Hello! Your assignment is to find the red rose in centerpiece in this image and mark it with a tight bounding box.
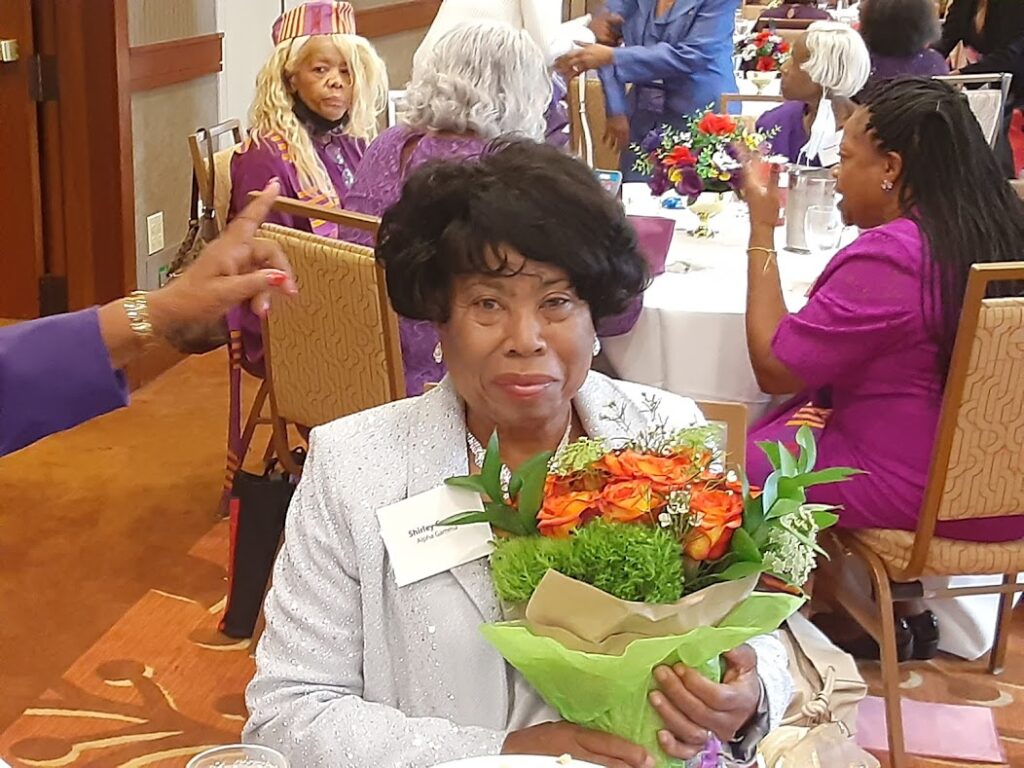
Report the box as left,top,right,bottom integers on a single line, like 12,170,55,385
756,56,777,72
664,146,696,168
697,113,737,136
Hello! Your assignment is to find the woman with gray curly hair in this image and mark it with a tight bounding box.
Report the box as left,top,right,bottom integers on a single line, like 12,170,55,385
343,21,553,396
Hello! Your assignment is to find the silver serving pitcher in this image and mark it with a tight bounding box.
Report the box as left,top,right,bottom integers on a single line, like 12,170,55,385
785,166,837,253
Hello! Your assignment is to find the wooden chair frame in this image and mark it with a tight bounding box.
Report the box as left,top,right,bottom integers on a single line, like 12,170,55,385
188,118,244,217
256,198,404,476
718,93,784,116
817,262,1024,768
753,17,815,32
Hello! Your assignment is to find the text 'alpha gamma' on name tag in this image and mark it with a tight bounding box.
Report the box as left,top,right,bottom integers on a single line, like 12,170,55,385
377,484,494,587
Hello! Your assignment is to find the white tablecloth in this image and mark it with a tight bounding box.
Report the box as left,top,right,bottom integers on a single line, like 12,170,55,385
606,188,839,421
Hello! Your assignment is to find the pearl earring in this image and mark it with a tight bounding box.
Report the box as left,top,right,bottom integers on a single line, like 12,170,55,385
432,342,443,364
881,179,894,192
593,337,602,357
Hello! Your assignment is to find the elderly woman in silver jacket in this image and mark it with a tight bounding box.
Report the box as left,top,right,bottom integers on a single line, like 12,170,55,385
243,141,794,767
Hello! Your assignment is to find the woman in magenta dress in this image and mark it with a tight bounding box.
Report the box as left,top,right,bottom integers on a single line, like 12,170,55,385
344,22,553,397
742,78,1024,657
859,0,949,88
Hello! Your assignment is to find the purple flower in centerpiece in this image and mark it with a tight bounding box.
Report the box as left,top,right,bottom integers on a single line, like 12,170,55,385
648,163,671,196
640,129,662,154
675,165,703,197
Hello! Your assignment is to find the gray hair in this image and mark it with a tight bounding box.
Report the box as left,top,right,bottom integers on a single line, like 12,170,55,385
400,22,551,141
803,21,872,98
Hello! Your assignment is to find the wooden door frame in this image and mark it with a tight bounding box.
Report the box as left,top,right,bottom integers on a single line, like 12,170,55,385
31,0,135,314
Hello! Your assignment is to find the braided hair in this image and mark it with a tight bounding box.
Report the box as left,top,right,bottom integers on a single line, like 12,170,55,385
862,77,1024,375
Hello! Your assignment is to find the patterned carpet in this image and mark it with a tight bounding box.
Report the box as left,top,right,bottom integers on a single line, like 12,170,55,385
0,354,1021,767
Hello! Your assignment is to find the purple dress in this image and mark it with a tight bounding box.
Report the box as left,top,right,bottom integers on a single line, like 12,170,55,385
758,4,831,20
344,125,489,397
757,101,812,165
868,50,950,86
746,218,1024,542
0,309,128,457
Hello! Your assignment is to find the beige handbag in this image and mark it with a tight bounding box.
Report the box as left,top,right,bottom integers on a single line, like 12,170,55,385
758,613,878,768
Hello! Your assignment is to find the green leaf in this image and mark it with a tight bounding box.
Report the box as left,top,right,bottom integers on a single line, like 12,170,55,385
787,467,864,489
811,510,840,530
715,561,766,581
761,471,780,513
765,496,802,521
777,441,798,476
445,476,487,494
730,528,763,563
481,431,504,501
438,510,492,527
757,440,782,469
742,494,765,534
795,426,817,474
512,450,554,520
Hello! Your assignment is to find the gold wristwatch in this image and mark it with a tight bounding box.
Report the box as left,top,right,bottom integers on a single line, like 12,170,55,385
122,290,154,338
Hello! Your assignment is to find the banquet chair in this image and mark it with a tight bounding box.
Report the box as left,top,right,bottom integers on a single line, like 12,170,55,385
740,4,765,21
933,73,1013,149
719,93,784,121
568,74,621,171
814,261,1024,768
188,118,245,234
753,17,815,32
258,198,404,476
1012,179,1024,200
694,400,748,470
386,89,406,129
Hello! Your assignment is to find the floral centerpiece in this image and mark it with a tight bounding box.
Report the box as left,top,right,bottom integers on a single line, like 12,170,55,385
631,112,775,237
736,30,791,75
442,401,860,767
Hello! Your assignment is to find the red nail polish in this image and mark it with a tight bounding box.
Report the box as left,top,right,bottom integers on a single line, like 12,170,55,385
267,272,287,287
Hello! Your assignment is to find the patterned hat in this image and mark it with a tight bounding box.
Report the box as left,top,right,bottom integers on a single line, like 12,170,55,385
272,1,356,45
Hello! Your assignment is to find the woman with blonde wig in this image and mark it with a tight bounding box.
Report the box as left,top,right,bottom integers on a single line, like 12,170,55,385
229,1,387,240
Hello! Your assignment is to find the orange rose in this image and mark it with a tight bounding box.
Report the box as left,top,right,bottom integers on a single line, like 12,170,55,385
599,479,656,524
698,112,737,137
537,490,600,538
599,449,696,493
664,146,696,168
683,486,744,560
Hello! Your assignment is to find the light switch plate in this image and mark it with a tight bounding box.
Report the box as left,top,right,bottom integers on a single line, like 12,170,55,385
146,212,165,255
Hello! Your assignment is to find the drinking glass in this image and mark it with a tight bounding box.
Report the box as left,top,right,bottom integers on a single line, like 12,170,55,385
187,745,289,768
804,205,844,253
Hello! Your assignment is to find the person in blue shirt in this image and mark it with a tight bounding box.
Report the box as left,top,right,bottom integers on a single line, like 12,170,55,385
556,0,739,178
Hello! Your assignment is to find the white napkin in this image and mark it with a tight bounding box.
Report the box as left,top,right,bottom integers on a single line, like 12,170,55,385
549,15,594,62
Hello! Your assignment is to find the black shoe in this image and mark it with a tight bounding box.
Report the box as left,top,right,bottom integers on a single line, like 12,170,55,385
906,610,940,660
812,613,915,662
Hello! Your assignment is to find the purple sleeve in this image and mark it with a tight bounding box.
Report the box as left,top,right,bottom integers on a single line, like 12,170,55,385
229,144,302,230
545,77,571,150
0,308,128,457
772,230,920,389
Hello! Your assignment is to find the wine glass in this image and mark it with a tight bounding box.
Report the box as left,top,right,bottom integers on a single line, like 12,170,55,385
187,745,289,768
804,205,844,253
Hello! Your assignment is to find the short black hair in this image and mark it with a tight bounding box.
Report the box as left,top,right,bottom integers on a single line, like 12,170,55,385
375,140,649,323
859,0,941,57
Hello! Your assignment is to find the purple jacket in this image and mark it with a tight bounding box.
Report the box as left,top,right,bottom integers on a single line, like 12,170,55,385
868,50,950,87
0,308,128,457
757,100,812,164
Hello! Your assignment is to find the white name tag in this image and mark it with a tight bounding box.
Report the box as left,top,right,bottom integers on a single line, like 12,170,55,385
377,485,494,587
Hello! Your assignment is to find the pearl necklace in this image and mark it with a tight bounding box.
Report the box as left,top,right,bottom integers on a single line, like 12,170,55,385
466,415,574,492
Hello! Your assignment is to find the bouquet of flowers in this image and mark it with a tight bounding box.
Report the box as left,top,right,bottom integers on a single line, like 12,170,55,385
735,30,791,74
442,401,860,767
631,111,774,200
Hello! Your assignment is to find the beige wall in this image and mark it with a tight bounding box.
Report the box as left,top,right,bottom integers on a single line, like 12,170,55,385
129,0,220,289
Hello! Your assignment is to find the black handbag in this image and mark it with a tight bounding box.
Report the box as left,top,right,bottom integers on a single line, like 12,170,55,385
219,450,306,639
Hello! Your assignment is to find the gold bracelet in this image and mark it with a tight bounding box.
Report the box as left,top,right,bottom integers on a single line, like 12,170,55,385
122,290,154,338
748,246,778,272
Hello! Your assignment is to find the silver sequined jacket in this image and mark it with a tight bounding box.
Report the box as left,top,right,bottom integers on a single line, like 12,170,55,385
243,373,794,766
